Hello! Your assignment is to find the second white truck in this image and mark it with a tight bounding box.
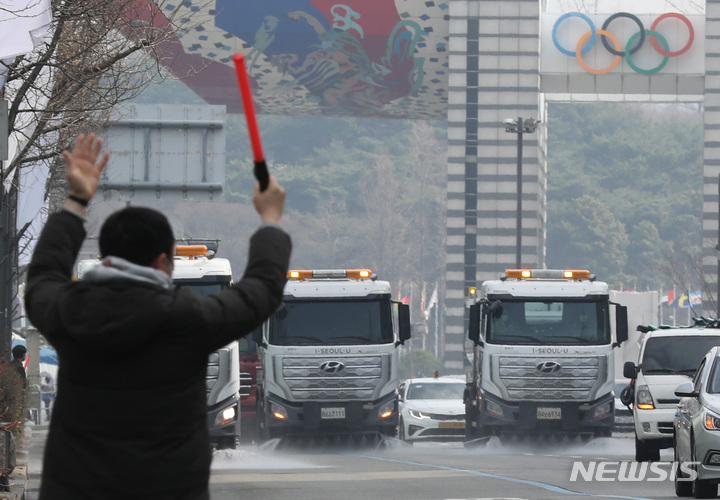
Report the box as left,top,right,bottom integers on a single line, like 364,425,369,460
465,269,628,440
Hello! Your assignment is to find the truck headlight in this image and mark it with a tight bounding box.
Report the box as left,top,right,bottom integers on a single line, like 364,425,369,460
593,401,612,419
378,401,394,419
214,405,237,426
270,402,288,420
635,385,655,410
409,409,430,420
704,410,720,430
486,399,503,418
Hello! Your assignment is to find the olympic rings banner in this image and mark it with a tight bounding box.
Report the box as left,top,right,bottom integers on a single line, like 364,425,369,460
541,12,704,76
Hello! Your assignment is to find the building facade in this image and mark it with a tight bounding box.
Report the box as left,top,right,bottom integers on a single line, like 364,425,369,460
444,0,706,372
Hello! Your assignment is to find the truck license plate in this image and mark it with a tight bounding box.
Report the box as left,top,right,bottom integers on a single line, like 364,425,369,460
321,407,345,419
537,407,561,420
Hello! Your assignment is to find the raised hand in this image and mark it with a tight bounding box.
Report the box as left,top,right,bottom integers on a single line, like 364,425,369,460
253,174,285,225
63,133,110,202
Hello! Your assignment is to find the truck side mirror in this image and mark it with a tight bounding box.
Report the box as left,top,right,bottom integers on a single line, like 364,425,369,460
623,361,637,379
615,305,628,345
397,303,411,345
468,303,481,344
484,299,502,318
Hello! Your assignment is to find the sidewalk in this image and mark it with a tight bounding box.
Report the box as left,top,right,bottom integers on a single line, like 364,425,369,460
2,422,46,500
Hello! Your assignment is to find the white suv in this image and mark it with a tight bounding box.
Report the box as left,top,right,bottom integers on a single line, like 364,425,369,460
623,327,720,462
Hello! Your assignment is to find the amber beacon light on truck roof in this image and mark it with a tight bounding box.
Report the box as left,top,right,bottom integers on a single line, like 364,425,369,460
501,269,595,281
175,245,210,257
287,269,375,280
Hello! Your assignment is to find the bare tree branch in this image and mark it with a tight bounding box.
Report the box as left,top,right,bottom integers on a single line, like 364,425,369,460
656,243,715,321
0,0,211,328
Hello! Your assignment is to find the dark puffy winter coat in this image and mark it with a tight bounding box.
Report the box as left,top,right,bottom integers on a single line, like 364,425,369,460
25,211,291,500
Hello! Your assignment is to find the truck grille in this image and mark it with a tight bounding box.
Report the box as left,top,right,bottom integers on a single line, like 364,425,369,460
498,355,601,401
282,356,383,400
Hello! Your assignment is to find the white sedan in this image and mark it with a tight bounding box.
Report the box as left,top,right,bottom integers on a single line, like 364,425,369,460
398,377,466,444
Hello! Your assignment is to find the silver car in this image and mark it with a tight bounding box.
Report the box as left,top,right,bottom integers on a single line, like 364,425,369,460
398,376,466,444
674,345,720,498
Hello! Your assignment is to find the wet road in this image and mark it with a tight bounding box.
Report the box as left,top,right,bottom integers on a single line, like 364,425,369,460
209,434,685,500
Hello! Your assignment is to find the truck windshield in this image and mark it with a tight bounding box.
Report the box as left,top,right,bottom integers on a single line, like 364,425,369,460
269,295,393,345
642,336,720,375
174,279,230,296
486,298,610,345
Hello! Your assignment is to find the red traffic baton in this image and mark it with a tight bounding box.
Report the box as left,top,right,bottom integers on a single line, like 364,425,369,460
232,53,269,192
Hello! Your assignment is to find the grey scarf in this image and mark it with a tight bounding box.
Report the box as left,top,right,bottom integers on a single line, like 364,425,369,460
82,256,173,290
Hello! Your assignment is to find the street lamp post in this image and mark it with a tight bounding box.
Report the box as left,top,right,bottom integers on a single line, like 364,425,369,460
503,117,539,268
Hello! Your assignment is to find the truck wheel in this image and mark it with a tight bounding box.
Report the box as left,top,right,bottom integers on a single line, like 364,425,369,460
465,396,479,441
635,435,660,462
215,436,236,450
398,418,410,444
465,420,478,441
464,421,489,447
249,417,261,444
378,424,396,438
258,410,270,442
594,427,612,439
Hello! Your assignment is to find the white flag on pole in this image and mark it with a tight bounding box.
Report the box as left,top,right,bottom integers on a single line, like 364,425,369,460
426,286,438,311
0,0,53,60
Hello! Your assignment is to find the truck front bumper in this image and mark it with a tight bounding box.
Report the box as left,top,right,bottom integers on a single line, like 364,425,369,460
478,391,614,434
264,391,398,436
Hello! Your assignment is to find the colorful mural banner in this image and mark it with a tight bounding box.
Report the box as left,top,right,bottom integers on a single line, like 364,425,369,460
125,0,449,119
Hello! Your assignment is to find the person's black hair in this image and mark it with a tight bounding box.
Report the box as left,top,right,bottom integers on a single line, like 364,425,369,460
99,207,175,266
12,345,26,360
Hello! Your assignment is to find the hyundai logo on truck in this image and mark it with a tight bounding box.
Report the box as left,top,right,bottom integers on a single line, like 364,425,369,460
537,361,562,373
320,361,345,373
